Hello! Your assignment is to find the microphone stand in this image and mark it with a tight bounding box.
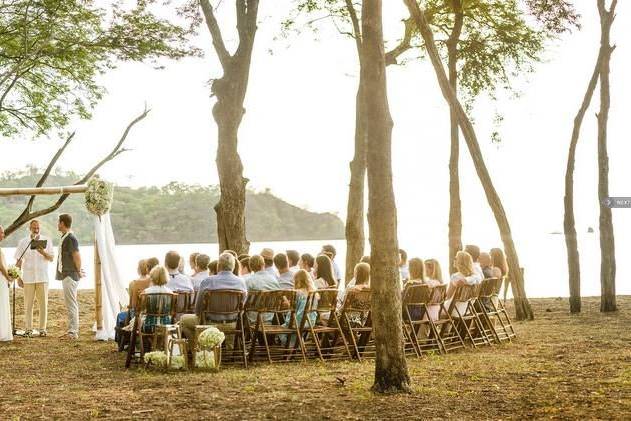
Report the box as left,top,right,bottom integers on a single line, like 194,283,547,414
13,238,35,336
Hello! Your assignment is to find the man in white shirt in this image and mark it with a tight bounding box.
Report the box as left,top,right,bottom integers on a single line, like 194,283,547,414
164,251,194,292
15,220,54,337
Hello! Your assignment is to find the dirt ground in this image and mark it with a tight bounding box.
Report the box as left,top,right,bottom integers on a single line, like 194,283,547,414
0,290,629,420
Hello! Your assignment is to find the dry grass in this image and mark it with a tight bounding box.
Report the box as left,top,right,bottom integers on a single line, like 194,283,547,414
0,291,630,420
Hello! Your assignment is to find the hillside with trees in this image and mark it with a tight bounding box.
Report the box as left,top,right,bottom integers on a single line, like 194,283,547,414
0,170,344,246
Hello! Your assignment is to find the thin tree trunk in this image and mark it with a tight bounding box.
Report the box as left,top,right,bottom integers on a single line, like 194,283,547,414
345,81,367,284
362,0,411,393
564,29,607,314
404,0,534,320
447,0,463,273
597,0,617,313
201,0,259,255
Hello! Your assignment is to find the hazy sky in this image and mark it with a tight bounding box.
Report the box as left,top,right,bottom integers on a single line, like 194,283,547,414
1,1,630,248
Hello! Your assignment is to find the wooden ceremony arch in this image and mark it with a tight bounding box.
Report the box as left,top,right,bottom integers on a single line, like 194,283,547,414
0,184,106,331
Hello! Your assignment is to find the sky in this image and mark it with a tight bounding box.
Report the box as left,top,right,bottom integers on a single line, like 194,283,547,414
1,0,630,250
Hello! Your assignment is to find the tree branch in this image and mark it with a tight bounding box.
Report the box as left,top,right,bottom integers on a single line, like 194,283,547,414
344,0,362,53
200,0,232,69
3,107,150,238
385,18,414,66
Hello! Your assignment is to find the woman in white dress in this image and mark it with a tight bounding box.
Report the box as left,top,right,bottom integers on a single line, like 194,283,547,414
0,225,14,342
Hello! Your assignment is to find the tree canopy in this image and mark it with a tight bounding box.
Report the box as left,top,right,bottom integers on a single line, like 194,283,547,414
0,0,199,138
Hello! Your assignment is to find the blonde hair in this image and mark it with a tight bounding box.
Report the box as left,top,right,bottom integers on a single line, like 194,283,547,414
454,251,474,277
294,269,314,291
149,265,168,286
425,259,443,282
354,262,370,286
137,259,150,277
408,258,425,281
490,248,509,277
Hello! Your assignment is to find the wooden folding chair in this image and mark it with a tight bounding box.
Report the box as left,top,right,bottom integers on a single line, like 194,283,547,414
125,292,177,367
116,292,135,352
448,284,491,348
339,288,374,361
174,290,195,319
196,289,248,368
476,278,516,343
423,284,465,354
248,290,307,364
402,284,443,357
300,289,352,362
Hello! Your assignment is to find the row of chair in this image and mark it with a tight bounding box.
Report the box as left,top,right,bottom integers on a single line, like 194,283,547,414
123,277,516,369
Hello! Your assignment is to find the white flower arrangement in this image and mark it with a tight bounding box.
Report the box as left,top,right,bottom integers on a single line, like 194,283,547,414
7,265,21,281
143,351,186,370
144,351,168,367
85,176,113,217
195,350,217,369
197,327,225,350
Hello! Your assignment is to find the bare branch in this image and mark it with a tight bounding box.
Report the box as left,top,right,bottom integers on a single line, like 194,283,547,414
200,0,232,69
344,0,362,53
385,18,415,66
3,107,150,237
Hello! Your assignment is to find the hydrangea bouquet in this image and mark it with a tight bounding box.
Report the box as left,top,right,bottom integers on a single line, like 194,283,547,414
85,176,113,218
198,327,225,349
196,327,225,370
7,265,21,281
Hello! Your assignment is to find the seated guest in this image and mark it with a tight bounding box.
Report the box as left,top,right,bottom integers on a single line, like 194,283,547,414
222,250,241,276
260,248,278,280
321,244,342,284
245,255,280,324
178,255,186,274
165,251,194,292
209,260,218,275
280,269,316,346
464,244,484,279
239,255,251,277
490,247,510,301
274,253,294,289
338,262,370,311
141,266,174,333
424,258,444,286
191,254,211,291
128,259,151,311
479,252,501,279
299,253,315,279
179,252,247,352
286,250,300,274
313,254,337,289
189,253,200,276
399,249,410,282
360,255,371,265
405,258,425,286
448,250,482,296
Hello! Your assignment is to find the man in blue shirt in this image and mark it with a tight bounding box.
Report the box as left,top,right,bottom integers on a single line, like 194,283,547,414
180,253,246,351
274,253,294,289
322,244,342,284
260,248,279,280
245,255,280,324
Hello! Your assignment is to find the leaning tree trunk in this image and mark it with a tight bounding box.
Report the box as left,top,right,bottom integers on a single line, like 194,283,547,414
345,81,367,284
597,0,617,313
201,0,259,255
447,1,464,273
361,0,410,393
405,0,534,320
564,31,607,314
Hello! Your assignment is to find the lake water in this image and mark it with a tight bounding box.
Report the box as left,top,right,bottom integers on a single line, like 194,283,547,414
3,233,629,299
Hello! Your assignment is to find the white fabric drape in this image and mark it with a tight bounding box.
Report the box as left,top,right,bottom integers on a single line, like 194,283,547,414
93,214,129,341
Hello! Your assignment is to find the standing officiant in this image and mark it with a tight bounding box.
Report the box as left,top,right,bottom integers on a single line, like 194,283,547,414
15,220,54,337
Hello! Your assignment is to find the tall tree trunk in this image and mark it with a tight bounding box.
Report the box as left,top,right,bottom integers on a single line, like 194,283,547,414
362,0,411,393
564,23,608,314
597,0,617,313
345,81,367,284
447,0,463,273
404,0,534,320
201,0,259,255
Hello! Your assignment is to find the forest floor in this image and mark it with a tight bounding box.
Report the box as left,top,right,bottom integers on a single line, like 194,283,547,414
0,291,629,420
